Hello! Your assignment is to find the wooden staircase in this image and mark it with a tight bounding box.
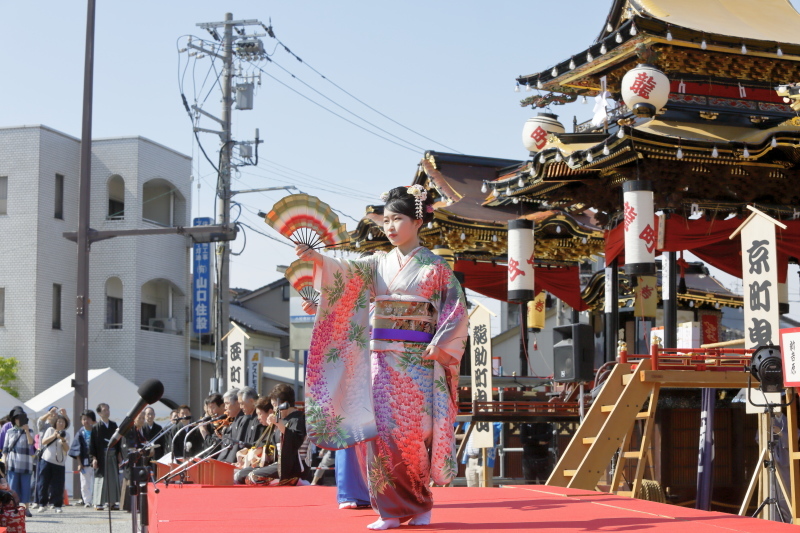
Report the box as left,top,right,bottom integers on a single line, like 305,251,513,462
547,358,658,493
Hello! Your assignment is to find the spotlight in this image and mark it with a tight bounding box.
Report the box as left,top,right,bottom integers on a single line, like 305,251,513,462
749,345,784,394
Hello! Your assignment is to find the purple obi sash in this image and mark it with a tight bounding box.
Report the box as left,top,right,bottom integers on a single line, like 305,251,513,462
371,328,434,343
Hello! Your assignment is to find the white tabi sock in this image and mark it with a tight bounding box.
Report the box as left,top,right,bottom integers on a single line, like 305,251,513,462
366,517,400,530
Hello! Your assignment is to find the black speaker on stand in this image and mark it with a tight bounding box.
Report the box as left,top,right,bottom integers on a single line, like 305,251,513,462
553,324,595,382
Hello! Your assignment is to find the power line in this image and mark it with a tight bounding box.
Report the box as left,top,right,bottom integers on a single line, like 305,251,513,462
251,57,428,152
252,65,420,154
267,31,463,154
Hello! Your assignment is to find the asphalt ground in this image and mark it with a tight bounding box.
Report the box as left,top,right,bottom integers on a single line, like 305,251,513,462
23,500,132,533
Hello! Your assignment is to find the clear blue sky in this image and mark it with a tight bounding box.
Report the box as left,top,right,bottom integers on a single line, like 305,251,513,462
2,0,798,310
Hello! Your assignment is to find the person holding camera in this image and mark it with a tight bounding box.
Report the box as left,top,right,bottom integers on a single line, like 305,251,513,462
1,408,34,506
37,414,70,513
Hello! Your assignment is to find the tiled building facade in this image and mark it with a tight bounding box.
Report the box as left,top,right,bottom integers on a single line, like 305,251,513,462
0,125,192,402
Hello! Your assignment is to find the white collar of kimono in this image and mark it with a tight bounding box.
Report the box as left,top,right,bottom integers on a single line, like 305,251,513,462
395,245,423,267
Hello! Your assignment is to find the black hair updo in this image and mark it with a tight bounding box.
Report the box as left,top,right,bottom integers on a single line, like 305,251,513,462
383,186,434,226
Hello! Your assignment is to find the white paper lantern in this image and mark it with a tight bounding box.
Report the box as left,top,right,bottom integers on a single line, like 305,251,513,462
522,113,565,154
507,219,535,302
621,64,670,118
622,180,656,275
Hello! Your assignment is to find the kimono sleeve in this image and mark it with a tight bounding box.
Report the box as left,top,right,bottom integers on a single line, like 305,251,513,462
430,264,469,367
306,253,381,449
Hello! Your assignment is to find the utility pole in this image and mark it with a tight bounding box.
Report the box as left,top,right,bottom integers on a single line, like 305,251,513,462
73,0,95,437
189,14,268,393
217,13,234,393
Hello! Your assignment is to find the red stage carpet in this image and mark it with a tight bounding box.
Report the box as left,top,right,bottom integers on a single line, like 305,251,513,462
147,484,799,532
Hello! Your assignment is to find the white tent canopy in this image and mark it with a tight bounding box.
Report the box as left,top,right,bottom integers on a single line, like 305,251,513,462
0,387,23,419
25,368,175,426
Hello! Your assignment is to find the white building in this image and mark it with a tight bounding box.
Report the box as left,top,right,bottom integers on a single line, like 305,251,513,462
0,125,192,402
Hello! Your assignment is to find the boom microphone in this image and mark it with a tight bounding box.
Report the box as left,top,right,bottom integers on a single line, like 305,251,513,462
108,379,165,448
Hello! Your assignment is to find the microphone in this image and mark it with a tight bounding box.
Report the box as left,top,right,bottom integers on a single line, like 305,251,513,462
176,416,192,421
108,379,164,448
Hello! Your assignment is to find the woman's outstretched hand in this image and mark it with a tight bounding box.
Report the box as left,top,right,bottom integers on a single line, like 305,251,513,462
422,344,450,366
295,243,323,266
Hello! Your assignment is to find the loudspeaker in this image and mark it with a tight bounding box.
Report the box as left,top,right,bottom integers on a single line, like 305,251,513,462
553,324,595,382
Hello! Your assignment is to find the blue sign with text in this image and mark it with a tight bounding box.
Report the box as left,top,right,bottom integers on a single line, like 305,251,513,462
193,217,213,334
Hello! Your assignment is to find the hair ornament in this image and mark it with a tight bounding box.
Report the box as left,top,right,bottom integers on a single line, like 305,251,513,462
426,204,434,213
380,191,390,202
406,185,427,219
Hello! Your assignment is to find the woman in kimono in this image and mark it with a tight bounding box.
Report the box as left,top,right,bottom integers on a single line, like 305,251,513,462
297,185,468,530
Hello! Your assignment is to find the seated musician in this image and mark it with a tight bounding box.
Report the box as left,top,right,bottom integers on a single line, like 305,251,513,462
246,384,307,486
170,405,204,459
238,387,262,448
198,393,225,450
217,389,246,463
232,398,274,484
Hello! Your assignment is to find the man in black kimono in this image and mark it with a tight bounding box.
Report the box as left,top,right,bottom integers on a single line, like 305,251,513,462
140,406,164,461
89,403,121,511
217,389,247,463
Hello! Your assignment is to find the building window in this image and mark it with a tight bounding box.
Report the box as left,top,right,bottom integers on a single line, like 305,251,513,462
105,277,123,329
0,176,7,215
52,284,62,329
141,302,157,330
0,288,5,327
106,297,123,329
107,175,125,220
282,284,290,301
55,174,64,220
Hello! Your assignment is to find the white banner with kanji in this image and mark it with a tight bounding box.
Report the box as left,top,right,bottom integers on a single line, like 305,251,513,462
735,208,784,349
469,305,494,448
226,324,248,390
779,328,800,387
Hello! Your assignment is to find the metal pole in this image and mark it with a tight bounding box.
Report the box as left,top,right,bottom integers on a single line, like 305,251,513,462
215,13,234,393
663,252,678,348
604,259,619,362
519,302,529,376
579,382,585,423
72,0,95,498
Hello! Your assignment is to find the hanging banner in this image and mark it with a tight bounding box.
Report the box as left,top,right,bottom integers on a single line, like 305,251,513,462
527,291,547,330
634,276,657,318
192,217,213,333
779,327,800,387
604,266,614,313
507,219,535,302
731,207,786,349
226,325,248,390
623,180,656,276
246,349,262,395
701,315,719,346
469,304,495,448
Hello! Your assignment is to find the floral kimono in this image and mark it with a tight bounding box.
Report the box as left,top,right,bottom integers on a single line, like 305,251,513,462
308,246,468,518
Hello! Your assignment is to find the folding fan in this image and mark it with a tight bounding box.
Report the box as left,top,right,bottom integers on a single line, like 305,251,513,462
264,193,350,249
285,259,319,305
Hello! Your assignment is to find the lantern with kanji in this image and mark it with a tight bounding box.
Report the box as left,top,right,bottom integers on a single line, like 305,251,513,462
507,219,535,302
527,291,547,330
621,64,669,118
622,180,656,276
522,113,565,154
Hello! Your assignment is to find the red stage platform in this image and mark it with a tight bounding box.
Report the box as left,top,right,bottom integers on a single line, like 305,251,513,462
147,484,799,532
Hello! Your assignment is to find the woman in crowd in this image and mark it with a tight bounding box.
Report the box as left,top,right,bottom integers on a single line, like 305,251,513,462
297,185,468,530
36,414,70,513
1,408,34,507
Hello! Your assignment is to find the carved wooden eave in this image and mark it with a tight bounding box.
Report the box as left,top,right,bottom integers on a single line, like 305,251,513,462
493,117,800,224
517,0,800,99
342,205,605,262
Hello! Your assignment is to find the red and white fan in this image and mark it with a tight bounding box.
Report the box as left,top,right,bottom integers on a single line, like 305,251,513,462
263,193,349,250
285,260,318,305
